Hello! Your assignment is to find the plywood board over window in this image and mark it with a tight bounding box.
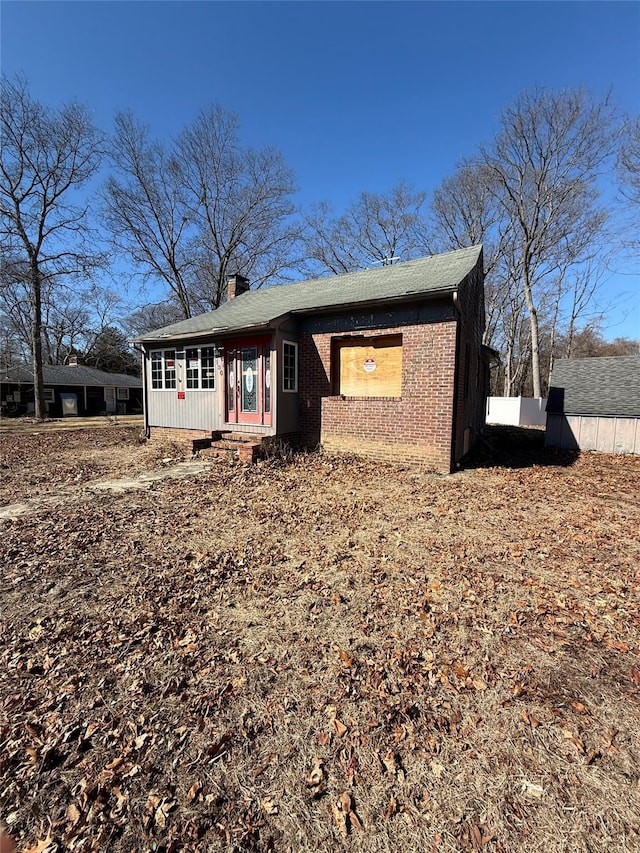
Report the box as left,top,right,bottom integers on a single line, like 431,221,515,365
336,335,402,397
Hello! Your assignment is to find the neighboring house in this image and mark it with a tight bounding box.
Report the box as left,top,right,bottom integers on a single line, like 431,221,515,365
134,245,491,472
546,356,640,454
0,363,143,418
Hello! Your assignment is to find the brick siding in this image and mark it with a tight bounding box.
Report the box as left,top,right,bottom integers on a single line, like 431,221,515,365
299,320,458,472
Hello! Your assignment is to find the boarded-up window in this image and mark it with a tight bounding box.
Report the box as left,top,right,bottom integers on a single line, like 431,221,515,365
334,335,402,397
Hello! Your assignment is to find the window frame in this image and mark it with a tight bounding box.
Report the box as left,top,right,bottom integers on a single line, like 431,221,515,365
185,347,200,389
150,346,221,391
150,351,164,389
116,387,130,400
43,388,55,403
200,346,216,390
164,350,177,389
282,340,298,393
331,333,403,398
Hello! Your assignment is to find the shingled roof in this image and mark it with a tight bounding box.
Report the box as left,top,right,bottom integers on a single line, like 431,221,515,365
1,364,142,388
547,356,640,418
134,245,483,343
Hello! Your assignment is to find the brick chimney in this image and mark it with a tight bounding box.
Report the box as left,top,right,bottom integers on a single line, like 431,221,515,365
226,274,250,300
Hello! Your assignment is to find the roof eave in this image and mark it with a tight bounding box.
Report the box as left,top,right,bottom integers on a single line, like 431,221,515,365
134,320,274,346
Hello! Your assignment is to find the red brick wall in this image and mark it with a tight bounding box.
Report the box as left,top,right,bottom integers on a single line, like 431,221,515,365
299,320,458,472
149,426,212,444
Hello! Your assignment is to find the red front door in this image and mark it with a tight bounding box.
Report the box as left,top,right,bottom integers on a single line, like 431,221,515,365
225,338,272,426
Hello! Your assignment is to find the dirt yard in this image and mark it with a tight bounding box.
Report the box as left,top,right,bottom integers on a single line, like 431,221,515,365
1,427,639,852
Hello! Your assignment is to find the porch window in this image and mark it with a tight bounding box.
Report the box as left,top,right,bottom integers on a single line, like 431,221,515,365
283,341,298,392
333,334,402,397
201,346,216,389
151,351,163,389
150,350,178,390
43,388,55,403
164,350,176,389
186,348,200,389
116,387,130,400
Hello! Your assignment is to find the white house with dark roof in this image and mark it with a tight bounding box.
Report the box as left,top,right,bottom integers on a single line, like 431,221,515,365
134,246,491,472
545,356,640,454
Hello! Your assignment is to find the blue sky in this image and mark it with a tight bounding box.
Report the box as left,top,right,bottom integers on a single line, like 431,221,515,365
2,1,639,338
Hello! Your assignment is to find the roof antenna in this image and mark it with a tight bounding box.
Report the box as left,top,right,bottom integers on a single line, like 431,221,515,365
368,256,400,267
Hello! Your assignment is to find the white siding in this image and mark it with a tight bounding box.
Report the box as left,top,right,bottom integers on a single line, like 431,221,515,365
147,389,221,431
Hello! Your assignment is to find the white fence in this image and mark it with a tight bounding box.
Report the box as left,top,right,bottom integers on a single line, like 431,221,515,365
486,396,547,427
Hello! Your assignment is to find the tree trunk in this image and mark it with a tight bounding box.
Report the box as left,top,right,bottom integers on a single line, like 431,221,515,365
522,270,542,398
30,260,46,420
503,343,513,396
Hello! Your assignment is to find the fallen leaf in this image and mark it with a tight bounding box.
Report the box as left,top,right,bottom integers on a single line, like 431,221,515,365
522,780,544,799
261,795,279,815
331,801,348,838
585,748,602,765
187,781,203,802
66,804,81,826
23,835,58,853
430,760,445,779
333,718,348,737
384,795,398,819
154,797,176,830
305,757,325,798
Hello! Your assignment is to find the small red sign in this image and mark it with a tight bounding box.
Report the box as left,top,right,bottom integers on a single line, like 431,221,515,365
363,358,377,373
177,391,185,400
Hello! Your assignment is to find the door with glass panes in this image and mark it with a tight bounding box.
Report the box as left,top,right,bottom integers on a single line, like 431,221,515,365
225,338,272,426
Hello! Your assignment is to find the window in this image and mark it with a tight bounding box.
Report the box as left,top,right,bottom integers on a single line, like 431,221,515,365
333,335,402,397
264,348,271,413
283,341,298,392
201,347,216,389
151,351,163,389
186,348,200,389
117,387,130,400
43,388,55,403
151,346,219,391
164,350,176,389
150,349,177,389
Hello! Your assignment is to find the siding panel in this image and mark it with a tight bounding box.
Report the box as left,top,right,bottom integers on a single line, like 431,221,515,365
546,414,640,454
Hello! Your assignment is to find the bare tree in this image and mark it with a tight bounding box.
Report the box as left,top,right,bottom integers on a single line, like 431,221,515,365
429,161,509,344
0,76,104,418
480,88,617,397
104,106,301,318
303,182,428,275
555,321,640,358
125,301,186,337
178,106,301,310
103,113,195,317
617,115,640,206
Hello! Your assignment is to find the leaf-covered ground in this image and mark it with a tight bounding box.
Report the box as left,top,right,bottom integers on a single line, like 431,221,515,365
1,427,639,852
